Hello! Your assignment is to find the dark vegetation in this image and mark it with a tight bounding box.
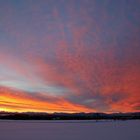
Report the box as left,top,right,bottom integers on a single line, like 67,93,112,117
0,112,140,120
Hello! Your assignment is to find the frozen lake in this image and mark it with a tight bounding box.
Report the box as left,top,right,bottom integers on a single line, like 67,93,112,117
0,120,139,140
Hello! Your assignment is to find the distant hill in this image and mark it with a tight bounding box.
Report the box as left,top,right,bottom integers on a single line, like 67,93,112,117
0,111,140,120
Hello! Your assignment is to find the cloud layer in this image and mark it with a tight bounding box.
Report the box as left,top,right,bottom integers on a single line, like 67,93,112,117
0,0,140,112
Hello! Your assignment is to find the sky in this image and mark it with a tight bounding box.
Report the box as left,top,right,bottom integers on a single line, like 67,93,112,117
0,0,140,113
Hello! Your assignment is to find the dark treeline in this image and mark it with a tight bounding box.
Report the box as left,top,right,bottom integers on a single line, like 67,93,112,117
0,112,140,120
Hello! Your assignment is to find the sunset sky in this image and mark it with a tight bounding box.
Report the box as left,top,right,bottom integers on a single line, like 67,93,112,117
0,0,140,113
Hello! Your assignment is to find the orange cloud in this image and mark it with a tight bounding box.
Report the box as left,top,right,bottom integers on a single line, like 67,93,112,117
0,86,95,113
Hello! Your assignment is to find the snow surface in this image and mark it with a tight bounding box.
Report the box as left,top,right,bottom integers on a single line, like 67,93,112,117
0,120,139,140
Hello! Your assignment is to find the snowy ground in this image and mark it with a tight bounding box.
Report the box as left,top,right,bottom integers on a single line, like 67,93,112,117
0,120,139,140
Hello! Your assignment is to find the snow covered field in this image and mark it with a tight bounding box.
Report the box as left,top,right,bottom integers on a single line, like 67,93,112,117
0,120,139,140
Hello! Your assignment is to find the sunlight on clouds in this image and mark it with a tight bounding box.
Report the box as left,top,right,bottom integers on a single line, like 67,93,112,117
0,0,140,113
